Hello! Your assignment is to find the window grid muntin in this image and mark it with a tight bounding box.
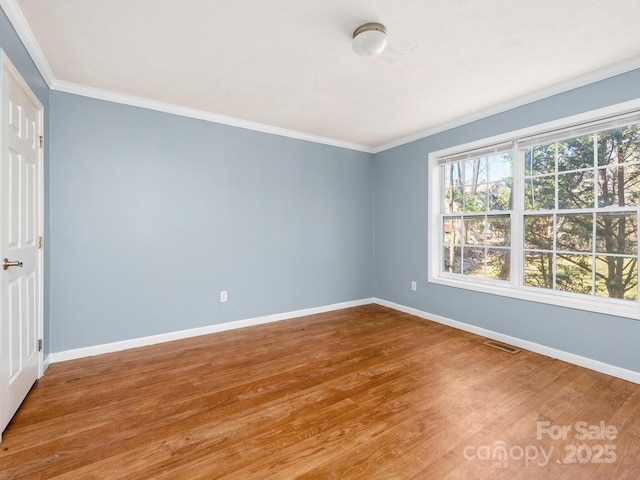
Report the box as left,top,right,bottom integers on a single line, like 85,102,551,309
521,122,639,301
440,150,513,283
437,112,640,304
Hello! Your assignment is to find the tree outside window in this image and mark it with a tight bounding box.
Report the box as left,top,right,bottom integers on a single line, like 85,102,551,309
437,115,640,305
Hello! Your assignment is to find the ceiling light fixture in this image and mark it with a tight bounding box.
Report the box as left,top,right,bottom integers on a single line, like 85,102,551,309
352,22,388,57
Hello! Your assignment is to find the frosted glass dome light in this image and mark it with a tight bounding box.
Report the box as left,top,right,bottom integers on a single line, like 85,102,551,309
352,23,388,57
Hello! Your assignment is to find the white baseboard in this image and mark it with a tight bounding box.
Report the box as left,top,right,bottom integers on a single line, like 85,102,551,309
374,298,640,385
49,298,375,364
47,296,640,385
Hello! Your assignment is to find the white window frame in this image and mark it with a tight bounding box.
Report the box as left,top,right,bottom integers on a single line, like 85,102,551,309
428,99,640,320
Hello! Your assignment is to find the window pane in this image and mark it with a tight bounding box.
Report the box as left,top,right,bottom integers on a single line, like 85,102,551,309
488,181,512,211
487,248,510,280
443,164,463,213
443,246,461,273
595,256,638,300
557,215,593,252
525,215,553,250
447,187,464,213
555,254,593,295
597,164,640,207
461,159,488,212
463,185,487,212
595,213,637,255
443,164,452,185
597,166,621,207
524,251,553,288
443,218,462,246
464,159,487,184
525,149,532,176
487,153,512,182
464,217,485,245
557,135,594,172
487,215,510,246
444,187,453,213
470,157,488,183
462,247,485,277
525,175,555,210
557,170,594,209
597,124,640,166
529,144,556,175
440,150,513,284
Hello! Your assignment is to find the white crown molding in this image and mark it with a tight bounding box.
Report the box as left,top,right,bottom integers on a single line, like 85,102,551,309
374,298,640,385
0,0,54,86
2,1,372,152
51,79,374,153
49,298,375,363
3,0,639,156
372,55,640,154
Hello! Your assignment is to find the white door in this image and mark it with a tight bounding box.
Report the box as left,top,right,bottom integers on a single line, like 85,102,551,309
0,51,44,441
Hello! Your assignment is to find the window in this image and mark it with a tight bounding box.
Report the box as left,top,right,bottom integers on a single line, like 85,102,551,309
441,145,513,280
428,104,640,319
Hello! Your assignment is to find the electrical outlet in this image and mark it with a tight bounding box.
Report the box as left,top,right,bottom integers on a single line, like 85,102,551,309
220,290,228,302
411,281,417,291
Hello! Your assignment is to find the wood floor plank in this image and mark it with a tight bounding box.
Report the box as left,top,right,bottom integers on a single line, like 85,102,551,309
1,305,639,479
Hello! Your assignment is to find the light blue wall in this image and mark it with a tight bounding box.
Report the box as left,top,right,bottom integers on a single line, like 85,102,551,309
0,7,50,356
4,5,640,374
49,92,374,352
374,69,640,373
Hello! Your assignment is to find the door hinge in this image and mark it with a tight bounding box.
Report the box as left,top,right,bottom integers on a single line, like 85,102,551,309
39,135,44,148
38,236,44,249
38,339,43,352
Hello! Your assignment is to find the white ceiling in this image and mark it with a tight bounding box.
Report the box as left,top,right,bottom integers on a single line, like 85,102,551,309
5,0,640,152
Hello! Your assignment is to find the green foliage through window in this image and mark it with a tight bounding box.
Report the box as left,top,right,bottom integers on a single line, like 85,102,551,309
442,153,513,281
439,115,640,303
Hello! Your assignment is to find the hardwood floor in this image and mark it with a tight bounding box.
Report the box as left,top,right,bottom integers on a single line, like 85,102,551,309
1,304,639,479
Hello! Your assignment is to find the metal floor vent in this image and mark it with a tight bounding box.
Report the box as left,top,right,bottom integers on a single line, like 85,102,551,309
483,340,520,354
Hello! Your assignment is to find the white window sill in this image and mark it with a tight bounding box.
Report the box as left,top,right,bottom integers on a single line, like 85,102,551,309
428,274,640,321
